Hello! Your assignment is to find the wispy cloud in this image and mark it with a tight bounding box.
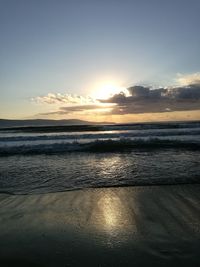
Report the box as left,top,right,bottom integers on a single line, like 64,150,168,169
39,104,113,116
32,93,96,105
176,72,200,86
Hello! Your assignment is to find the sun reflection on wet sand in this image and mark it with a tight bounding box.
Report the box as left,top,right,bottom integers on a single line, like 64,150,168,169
88,190,137,241
0,186,200,266
99,194,123,230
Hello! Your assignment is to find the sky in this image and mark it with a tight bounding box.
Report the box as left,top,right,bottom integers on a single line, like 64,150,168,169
0,0,200,123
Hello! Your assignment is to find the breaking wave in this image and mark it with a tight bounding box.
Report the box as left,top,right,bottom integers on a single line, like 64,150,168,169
1,138,200,156
1,128,200,142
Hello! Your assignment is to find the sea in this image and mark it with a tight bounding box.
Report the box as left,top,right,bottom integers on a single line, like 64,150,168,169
0,121,200,194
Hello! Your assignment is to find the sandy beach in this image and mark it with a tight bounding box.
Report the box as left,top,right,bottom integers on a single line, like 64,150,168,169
0,184,199,266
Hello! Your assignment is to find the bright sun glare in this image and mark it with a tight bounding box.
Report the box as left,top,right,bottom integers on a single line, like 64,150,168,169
91,81,127,100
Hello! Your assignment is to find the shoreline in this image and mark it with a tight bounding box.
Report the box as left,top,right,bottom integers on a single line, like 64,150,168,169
0,184,199,266
0,181,200,196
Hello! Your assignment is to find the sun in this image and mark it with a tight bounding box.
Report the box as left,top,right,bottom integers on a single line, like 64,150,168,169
91,81,127,100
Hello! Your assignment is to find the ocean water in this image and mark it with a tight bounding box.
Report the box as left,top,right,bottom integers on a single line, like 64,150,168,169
0,121,200,194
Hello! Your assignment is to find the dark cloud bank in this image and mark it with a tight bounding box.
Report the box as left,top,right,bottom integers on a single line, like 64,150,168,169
100,83,200,114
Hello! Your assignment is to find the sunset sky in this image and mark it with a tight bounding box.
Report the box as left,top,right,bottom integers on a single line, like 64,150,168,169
1,0,200,123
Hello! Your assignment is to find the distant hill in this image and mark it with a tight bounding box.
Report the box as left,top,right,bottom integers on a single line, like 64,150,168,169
0,119,112,128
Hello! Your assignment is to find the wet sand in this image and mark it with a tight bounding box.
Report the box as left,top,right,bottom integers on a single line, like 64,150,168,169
0,184,199,266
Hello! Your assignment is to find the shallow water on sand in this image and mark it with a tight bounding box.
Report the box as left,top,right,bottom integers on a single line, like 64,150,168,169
0,150,199,194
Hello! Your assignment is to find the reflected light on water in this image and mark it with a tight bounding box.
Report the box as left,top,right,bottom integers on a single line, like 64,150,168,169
99,195,120,229
95,155,128,178
95,191,135,235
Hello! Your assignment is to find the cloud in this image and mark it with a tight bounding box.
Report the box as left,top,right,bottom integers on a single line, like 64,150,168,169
99,83,200,114
33,74,200,117
176,72,200,86
39,104,113,116
128,86,150,97
32,93,95,105
165,84,200,99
